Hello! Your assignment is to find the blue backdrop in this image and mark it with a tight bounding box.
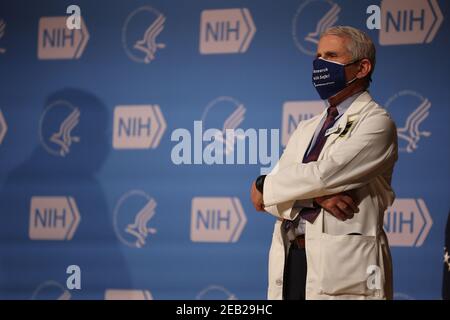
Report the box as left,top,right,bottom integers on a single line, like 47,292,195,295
0,0,449,300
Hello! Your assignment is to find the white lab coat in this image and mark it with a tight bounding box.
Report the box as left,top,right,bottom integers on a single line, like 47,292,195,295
263,92,398,300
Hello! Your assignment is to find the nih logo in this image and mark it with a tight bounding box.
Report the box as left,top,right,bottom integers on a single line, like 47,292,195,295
29,196,81,240
191,197,246,243
38,16,89,59
113,105,166,149
379,0,443,45
104,289,153,300
384,198,432,247
200,8,256,54
282,101,324,147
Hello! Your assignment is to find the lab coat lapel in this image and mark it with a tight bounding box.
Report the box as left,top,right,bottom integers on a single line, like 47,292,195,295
320,92,373,156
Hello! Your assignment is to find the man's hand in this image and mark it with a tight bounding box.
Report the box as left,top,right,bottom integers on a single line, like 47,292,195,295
251,181,265,212
315,192,359,221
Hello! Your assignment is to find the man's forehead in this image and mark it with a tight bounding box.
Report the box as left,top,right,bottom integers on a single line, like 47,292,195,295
317,34,349,53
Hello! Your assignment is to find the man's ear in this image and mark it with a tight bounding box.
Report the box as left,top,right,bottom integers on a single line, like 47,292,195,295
357,58,372,79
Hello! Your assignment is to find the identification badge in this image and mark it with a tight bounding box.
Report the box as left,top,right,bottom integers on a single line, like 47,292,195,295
325,125,341,137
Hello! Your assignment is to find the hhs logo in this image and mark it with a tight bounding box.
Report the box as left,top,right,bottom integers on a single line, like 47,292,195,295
282,101,324,147
201,96,246,156
292,0,340,56
384,198,432,247
39,100,80,157
0,19,6,54
113,105,166,149
196,285,237,300
379,0,443,45
0,109,7,145
200,8,256,55
122,6,166,64
191,197,246,243
385,90,431,153
113,190,157,248
31,281,71,300
29,196,81,240
38,16,89,59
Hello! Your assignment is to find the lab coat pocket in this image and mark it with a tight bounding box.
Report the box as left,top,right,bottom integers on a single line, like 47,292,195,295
318,233,379,297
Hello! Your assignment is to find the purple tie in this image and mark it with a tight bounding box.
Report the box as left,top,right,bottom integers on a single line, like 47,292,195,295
303,105,339,163
284,105,339,231
300,105,339,223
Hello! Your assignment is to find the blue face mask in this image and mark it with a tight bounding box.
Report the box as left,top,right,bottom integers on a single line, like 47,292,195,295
312,58,359,100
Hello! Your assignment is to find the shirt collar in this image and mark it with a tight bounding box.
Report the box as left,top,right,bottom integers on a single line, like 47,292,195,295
327,90,367,117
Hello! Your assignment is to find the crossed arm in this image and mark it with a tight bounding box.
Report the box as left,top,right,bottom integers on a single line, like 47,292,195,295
251,181,358,221
250,111,397,221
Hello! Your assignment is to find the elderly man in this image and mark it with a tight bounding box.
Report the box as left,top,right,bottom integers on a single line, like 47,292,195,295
251,26,398,300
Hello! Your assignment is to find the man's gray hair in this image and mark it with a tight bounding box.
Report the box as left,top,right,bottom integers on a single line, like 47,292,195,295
321,26,376,81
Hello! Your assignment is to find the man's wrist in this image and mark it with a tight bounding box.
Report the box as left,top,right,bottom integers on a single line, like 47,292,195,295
313,199,320,208
255,175,266,194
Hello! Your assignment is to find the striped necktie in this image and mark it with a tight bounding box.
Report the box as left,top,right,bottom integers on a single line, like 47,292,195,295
284,105,339,231
300,105,339,223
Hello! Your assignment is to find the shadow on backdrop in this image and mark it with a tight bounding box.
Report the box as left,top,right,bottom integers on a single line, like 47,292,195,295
0,88,131,299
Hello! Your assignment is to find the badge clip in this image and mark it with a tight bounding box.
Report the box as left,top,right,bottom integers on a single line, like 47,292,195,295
325,125,341,137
